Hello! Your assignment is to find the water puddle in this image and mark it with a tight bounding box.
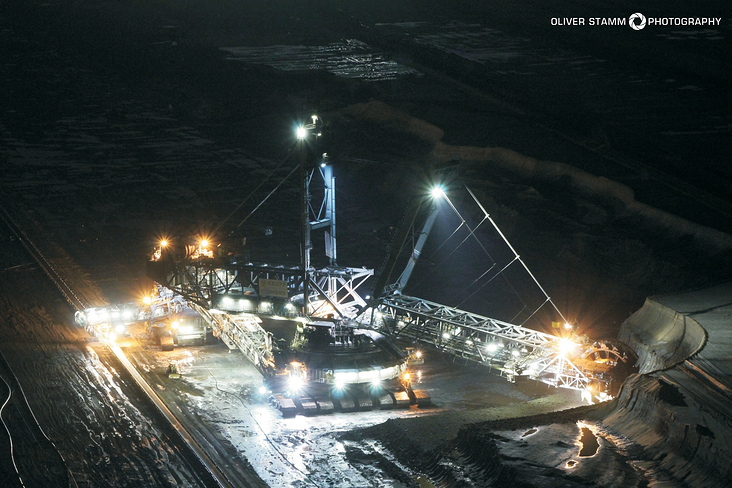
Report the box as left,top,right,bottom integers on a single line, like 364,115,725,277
221,40,421,81
577,422,599,457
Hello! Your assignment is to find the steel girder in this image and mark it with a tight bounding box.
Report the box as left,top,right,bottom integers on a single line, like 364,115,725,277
161,261,304,308
309,267,372,318
377,293,596,392
159,257,372,319
189,302,275,375
380,293,556,348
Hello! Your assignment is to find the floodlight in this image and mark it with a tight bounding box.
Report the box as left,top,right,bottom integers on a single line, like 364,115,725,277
288,374,304,392
296,126,307,140
431,186,445,199
558,338,578,356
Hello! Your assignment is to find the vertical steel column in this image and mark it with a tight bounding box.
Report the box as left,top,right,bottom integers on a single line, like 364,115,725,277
299,138,310,317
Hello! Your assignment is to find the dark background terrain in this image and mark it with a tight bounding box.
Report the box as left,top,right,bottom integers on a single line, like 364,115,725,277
0,0,730,486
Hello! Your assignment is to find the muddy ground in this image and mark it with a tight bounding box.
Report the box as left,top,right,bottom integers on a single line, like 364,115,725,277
0,0,730,486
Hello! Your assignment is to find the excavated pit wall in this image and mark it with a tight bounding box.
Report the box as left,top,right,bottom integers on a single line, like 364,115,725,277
619,297,707,374
331,102,732,486
603,289,731,487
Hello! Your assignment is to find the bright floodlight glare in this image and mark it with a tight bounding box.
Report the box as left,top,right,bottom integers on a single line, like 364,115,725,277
200,239,209,248
258,386,267,395
288,374,303,391
160,239,168,248
296,126,307,140
371,377,381,388
431,186,445,199
143,296,152,305
334,377,345,389
558,338,577,356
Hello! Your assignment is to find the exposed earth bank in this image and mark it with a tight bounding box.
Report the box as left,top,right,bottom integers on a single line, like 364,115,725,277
351,283,731,487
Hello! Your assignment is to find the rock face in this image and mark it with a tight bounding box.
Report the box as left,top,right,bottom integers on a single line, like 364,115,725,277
603,283,732,487
619,297,707,374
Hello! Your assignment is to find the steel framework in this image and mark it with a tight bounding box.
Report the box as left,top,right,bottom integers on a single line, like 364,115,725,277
372,292,603,392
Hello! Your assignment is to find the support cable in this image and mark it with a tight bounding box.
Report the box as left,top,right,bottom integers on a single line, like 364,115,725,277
422,221,467,263
436,191,530,313
455,256,519,309
213,151,295,235
406,219,474,292
465,185,569,324
236,165,299,228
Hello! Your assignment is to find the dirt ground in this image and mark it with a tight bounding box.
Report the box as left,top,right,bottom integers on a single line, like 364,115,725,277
1,0,730,486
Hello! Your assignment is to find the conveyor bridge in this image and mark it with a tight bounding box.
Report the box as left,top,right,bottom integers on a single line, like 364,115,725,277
373,293,606,393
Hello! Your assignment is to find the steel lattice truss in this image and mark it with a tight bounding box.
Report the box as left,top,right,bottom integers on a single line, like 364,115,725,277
189,302,275,375
157,259,372,319
375,293,599,392
157,261,304,306
309,267,372,318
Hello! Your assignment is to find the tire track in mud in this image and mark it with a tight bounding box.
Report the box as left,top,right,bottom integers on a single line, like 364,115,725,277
0,234,218,487
0,349,70,488
0,341,207,488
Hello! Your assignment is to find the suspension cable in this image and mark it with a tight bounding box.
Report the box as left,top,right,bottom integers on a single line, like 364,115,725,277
213,151,295,235
235,164,299,229
464,185,569,324
436,190,529,314
408,217,484,292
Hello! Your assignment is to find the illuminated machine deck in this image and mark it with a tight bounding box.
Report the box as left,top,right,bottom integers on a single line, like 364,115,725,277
144,116,629,407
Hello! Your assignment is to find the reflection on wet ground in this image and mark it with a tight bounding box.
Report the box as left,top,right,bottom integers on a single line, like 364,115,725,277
222,39,421,81
578,423,600,457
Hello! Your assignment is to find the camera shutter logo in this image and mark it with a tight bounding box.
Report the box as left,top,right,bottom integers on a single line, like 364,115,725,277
629,12,647,30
